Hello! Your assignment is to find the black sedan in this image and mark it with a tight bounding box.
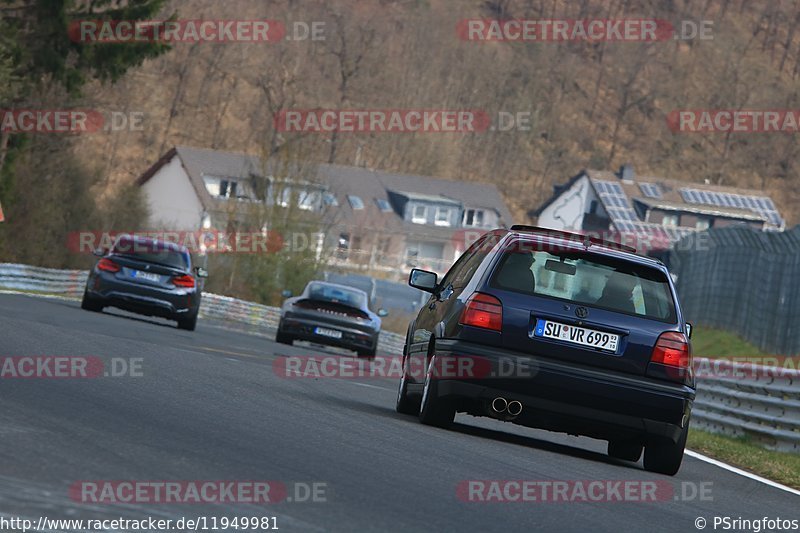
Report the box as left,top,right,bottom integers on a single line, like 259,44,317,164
276,281,386,357
81,235,208,331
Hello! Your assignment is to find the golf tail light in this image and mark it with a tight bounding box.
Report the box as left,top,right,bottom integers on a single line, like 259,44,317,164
651,331,691,368
460,293,503,332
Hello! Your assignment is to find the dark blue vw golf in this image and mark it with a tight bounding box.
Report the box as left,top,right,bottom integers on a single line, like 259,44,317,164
396,226,695,475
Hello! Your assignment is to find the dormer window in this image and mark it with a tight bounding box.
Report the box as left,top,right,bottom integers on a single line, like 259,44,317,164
412,205,427,224
435,207,451,226
463,208,485,227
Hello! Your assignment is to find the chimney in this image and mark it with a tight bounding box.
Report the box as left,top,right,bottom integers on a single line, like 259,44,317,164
619,164,635,183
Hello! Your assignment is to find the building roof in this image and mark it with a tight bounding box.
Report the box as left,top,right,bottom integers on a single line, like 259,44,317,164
533,168,784,249
583,169,784,229
632,198,768,222
137,146,513,233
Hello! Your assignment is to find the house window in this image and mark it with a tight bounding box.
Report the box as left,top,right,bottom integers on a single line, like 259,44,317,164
696,218,710,231
298,190,318,211
412,205,427,224
462,208,485,227
219,180,237,199
376,198,393,213
435,207,451,226
662,214,679,227
278,187,291,207
323,193,339,207
347,195,365,210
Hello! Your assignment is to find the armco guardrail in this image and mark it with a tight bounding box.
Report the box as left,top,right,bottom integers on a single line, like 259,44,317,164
0,263,89,295
0,262,796,451
692,358,800,453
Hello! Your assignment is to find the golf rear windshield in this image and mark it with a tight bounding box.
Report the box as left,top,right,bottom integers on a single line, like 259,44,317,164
112,238,190,270
490,246,677,323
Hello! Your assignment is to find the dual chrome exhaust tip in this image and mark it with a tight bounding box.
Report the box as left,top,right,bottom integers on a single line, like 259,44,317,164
490,397,523,419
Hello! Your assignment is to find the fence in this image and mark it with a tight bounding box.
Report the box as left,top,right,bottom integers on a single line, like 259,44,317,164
0,262,797,451
670,225,800,355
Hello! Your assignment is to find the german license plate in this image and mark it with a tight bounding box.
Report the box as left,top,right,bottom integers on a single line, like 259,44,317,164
534,319,619,352
131,270,160,282
314,327,342,339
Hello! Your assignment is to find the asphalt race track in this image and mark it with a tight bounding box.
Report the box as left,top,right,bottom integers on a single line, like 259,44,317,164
0,293,796,532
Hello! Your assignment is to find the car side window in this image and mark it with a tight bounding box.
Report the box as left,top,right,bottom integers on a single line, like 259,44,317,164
439,236,490,291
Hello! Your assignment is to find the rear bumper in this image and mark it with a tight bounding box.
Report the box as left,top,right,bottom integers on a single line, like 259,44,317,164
86,272,198,318
278,317,378,352
426,338,695,443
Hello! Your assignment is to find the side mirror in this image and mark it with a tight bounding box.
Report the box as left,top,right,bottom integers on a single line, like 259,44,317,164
195,267,209,278
685,322,693,340
281,289,293,298
377,308,388,317
409,268,438,293
92,248,106,257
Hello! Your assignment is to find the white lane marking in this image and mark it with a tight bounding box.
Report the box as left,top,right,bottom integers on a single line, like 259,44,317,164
685,449,800,497
0,290,79,302
347,381,393,391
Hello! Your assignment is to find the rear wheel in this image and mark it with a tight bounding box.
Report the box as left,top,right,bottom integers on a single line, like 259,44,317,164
396,357,421,415
357,347,376,358
177,311,198,331
643,426,688,476
419,356,455,427
608,439,643,462
80,290,103,312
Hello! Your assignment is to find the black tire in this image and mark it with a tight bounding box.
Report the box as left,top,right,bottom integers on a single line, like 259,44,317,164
357,347,376,358
177,311,198,331
80,291,103,312
608,439,644,462
418,356,455,427
396,356,421,415
643,426,688,476
275,329,293,345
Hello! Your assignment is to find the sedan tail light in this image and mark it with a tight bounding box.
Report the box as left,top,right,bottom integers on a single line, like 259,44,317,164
459,293,503,332
97,258,120,273
651,332,691,369
172,274,196,288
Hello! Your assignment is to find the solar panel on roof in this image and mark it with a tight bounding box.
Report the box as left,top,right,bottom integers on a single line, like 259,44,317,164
639,183,662,199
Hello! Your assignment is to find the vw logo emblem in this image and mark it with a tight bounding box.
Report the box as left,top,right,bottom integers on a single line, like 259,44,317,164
575,306,588,318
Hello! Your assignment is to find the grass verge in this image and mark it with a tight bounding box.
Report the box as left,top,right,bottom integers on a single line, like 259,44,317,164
688,429,800,490
690,326,769,360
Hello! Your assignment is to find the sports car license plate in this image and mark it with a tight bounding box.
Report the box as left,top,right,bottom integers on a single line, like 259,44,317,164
314,327,342,339
131,270,160,282
534,319,619,352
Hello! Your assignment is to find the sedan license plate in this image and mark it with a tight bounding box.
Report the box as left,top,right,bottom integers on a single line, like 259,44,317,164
131,270,161,283
534,319,619,352
314,327,342,339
